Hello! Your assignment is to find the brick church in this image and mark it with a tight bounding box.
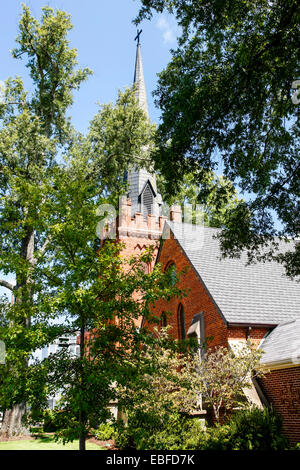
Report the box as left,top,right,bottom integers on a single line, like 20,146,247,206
108,38,300,445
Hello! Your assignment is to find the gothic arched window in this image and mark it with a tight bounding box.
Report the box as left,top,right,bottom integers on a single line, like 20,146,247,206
177,304,186,340
165,262,176,286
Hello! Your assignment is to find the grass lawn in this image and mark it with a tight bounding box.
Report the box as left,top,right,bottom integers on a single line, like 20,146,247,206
0,435,104,450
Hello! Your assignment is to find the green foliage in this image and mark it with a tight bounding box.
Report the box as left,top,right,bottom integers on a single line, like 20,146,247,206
114,407,290,450
227,407,289,450
117,328,196,423
113,420,132,450
0,3,92,436
186,407,290,450
136,0,300,278
178,342,265,423
87,87,156,197
43,410,70,433
157,170,242,228
114,412,204,450
11,4,92,140
119,328,265,427
93,423,115,441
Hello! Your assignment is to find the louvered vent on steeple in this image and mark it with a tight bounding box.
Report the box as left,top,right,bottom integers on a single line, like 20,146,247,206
142,184,154,216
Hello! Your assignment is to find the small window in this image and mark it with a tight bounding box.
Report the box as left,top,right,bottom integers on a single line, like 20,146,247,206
177,304,186,340
160,312,167,328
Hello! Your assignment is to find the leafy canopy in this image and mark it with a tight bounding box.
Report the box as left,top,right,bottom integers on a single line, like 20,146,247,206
136,0,300,278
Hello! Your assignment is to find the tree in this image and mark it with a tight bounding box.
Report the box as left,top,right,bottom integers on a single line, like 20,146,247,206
87,87,156,199
118,327,195,418
0,4,92,437
186,343,265,423
136,0,300,278
118,328,265,443
157,170,242,227
115,327,197,449
22,150,181,449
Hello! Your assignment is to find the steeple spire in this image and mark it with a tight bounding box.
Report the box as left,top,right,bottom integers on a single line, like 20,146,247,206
126,32,162,219
133,30,149,117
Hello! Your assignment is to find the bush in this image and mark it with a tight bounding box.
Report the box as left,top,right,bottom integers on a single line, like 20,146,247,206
93,422,115,441
228,407,290,450
192,424,232,450
114,411,206,450
114,420,134,450
114,406,291,450
190,407,290,450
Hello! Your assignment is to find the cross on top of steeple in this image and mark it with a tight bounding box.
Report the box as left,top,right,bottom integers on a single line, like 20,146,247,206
134,29,142,45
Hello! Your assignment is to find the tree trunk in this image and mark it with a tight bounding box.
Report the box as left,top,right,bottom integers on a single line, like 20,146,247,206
79,427,86,451
78,321,86,451
0,404,30,438
0,229,35,438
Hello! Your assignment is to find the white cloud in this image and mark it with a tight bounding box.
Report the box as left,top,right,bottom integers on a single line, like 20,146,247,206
157,17,169,31
163,29,176,44
156,15,177,44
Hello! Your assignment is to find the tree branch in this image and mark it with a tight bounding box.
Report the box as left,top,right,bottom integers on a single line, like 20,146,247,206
0,280,14,291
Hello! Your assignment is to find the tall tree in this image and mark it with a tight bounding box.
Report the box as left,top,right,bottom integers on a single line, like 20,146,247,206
23,146,180,451
0,4,91,437
136,0,300,277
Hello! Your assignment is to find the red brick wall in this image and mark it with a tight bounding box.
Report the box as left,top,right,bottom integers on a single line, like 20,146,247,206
227,326,268,345
119,236,159,271
259,367,300,445
148,236,228,349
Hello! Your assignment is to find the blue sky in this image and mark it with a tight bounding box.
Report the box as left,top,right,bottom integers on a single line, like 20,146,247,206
0,0,180,132
0,0,180,297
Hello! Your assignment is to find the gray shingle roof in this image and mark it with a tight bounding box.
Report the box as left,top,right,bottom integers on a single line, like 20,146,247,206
259,320,300,367
165,221,300,326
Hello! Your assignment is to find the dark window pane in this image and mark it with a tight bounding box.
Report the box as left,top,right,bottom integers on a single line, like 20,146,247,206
177,304,186,339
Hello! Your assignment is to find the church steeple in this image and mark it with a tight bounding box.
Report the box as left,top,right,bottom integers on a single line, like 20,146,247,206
133,30,149,118
127,31,162,218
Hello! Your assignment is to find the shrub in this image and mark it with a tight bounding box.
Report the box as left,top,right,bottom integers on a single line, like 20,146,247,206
113,419,134,450
94,422,115,441
114,411,206,450
147,417,206,450
114,406,291,450
228,407,290,450
192,424,232,450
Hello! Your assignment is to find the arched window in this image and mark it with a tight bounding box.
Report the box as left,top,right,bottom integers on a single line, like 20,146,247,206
165,262,176,286
177,304,186,340
160,312,167,328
